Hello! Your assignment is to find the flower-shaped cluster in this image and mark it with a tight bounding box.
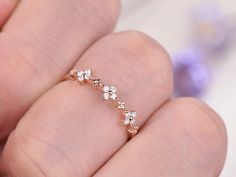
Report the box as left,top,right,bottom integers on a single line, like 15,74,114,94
128,124,139,135
68,68,139,137
77,69,92,82
103,85,117,100
93,78,101,87
123,111,137,126
117,101,126,110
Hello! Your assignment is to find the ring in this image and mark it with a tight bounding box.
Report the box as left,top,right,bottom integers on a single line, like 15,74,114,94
64,68,139,139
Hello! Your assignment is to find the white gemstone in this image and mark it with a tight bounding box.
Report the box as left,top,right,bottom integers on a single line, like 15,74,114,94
103,92,110,100
84,69,92,79
123,118,130,125
130,111,137,118
110,86,117,93
123,111,137,125
128,125,138,135
118,102,126,109
77,69,92,82
77,71,85,81
93,79,101,86
110,93,117,100
103,85,117,100
103,85,110,92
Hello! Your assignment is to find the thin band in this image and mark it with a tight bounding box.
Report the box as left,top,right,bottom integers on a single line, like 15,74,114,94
64,68,139,138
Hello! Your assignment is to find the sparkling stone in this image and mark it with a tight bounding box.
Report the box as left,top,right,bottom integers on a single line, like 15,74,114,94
103,85,110,92
103,85,117,100
84,69,92,80
93,79,101,87
103,92,110,100
110,86,117,93
118,102,126,109
128,125,139,135
123,111,137,125
77,71,85,81
77,69,92,82
110,93,117,100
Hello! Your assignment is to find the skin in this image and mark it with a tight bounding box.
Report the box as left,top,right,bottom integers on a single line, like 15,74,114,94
0,0,227,177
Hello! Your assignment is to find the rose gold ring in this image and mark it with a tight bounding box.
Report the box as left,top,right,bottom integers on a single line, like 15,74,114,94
64,68,139,139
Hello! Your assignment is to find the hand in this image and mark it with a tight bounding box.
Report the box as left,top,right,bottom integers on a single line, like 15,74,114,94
0,0,227,176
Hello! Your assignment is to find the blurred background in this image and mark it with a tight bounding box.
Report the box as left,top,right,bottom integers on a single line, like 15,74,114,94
116,0,236,176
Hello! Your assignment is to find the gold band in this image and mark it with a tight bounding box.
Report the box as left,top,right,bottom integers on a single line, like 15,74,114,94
64,68,139,138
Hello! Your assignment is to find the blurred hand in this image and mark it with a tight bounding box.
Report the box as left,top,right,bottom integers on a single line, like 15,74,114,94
0,0,227,176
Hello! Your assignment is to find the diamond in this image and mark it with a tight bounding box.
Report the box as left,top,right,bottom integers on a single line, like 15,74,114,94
118,102,126,110
110,94,117,100
110,86,117,93
103,85,110,92
128,125,139,135
103,85,117,100
123,111,137,125
84,70,92,80
103,92,110,100
93,79,101,87
77,69,92,82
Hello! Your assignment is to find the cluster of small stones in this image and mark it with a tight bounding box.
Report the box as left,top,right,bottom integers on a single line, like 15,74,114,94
69,68,139,137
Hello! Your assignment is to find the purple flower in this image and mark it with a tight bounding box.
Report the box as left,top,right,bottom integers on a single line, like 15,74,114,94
173,48,210,97
190,3,234,53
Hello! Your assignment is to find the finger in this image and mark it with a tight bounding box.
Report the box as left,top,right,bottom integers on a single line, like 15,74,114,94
0,0,18,28
93,98,227,177
0,141,3,155
0,31,173,177
0,0,120,140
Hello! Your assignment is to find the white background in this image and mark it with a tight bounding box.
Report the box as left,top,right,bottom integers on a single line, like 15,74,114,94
116,0,236,176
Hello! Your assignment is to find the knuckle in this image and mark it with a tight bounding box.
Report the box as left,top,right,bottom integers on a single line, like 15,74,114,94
116,30,170,59
82,0,120,29
106,30,173,93
105,0,121,22
2,131,78,177
116,30,172,74
171,97,227,167
149,98,227,174
2,132,45,177
173,97,227,139
101,0,120,22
